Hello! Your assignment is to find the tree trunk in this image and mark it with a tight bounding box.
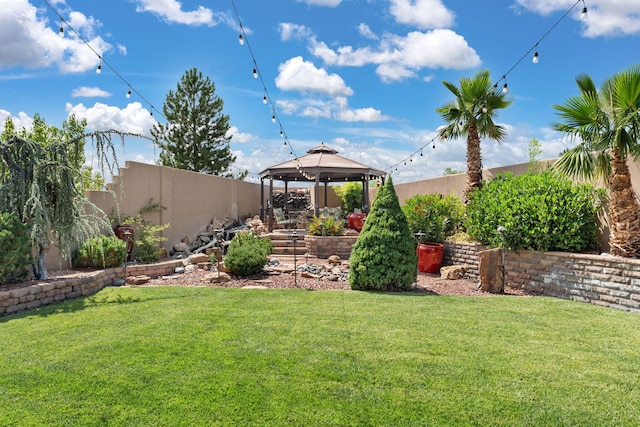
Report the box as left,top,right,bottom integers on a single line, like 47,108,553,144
607,151,640,258
464,119,483,204
34,243,49,280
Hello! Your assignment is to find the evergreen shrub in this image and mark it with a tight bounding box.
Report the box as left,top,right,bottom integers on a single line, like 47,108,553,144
0,213,32,283
224,232,273,277
402,193,464,243
73,235,126,268
465,171,603,252
349,177,417,291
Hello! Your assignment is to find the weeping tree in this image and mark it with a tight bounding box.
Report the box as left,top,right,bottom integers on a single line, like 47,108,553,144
1,117,133,279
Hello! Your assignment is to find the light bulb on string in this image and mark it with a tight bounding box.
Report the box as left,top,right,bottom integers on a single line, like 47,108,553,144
272,114,276,123
96,61,102,74
432,141,436,150
58,24,64,37
482,104,488,113
126,89,132,98
420,149,423,157
238,34,244,45
581,5,588,21
252,68,258,78
532,51,539,64
502,82,508,94
262,95,267,104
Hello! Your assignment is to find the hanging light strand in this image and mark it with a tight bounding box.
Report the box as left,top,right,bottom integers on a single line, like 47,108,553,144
385,0,588,174
42,0,166,121
230,0,315,179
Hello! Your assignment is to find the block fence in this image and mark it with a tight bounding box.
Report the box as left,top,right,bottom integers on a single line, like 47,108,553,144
0,259,184,317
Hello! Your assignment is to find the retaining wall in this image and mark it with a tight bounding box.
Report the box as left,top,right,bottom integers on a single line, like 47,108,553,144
0,260,184,317
305,235,359,259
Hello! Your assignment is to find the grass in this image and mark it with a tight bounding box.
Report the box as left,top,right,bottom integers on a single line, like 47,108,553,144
1,287,639,426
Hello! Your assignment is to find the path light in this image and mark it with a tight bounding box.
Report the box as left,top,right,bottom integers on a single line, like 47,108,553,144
414,231,425,243
290,231,299,286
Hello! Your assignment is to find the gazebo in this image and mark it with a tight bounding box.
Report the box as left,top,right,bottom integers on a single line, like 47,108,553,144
259,143,386,231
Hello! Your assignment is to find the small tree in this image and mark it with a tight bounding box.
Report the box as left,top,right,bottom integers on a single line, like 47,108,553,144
151,68,244,178
333,182,363,213
349,176,417,291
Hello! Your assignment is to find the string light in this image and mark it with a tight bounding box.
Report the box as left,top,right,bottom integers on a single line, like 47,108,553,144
581,1,588,21
126,89,132,98
252,68,258,78
532,51,539,64
96,60,102,74
58,21,64,37
238,34,244,45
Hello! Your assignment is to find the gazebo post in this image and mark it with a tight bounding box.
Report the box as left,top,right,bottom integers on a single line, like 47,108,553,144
284,181,289,216
314,174,320,217
324,182,328,210
269,178,274,232
260,178,265,223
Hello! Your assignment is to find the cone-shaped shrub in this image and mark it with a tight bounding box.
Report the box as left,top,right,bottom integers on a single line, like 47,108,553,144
349,176,417,291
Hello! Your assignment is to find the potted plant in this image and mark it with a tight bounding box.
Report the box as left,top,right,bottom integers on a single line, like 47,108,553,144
402,194,464,273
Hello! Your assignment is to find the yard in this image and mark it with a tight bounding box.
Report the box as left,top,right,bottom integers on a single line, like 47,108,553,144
1,286,639,426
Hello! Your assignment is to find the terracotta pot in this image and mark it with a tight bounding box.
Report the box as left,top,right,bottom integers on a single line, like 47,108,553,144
113,224,135,261
347,212,367,232
417,242,444,273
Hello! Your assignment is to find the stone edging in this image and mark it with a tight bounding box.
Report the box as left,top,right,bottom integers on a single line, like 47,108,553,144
0,259,184,317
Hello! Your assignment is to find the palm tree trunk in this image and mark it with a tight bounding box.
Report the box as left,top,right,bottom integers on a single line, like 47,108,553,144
607,150,640,257
464,119,483,204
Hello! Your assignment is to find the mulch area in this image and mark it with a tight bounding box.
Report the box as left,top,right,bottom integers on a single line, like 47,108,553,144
1,263,533,297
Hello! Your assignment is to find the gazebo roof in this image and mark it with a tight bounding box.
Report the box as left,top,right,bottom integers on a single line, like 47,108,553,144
259,143,386,183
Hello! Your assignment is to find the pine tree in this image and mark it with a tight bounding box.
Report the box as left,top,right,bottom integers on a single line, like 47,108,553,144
151,68,240,176
349,176,417,291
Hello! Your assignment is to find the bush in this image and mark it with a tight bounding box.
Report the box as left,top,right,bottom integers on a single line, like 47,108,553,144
349,177,417,291
224,232,273,277
73,235,126,268
307,215,344,236
333,182,363,213
0,213,32,283
402,193,465,243
121,215,169,263
465,171,603,252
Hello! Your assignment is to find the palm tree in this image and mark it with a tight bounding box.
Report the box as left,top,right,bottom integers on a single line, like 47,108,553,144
552,65,640,258
436,70,513,203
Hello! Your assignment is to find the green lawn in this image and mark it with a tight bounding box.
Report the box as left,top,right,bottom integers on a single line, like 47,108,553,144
1,287,639,426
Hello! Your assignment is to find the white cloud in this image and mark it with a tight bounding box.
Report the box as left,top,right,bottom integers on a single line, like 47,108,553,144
275,56,354,96
227,126,255,143
295,0,342,6
358,23,378,40
513,0,640,37
389,0,455,29
334,107,388,122
0,110,33,133
0,0,111,73
72,86,112,98
66,101,156,136
309,29,481,82
133,0,231,26
279,22,313,41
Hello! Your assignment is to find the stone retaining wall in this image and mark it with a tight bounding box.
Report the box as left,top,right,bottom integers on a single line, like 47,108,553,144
444,243,640,314
305,235,359,259
0,260,184,317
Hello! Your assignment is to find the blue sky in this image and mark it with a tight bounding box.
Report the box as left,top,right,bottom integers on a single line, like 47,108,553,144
1,0,639,184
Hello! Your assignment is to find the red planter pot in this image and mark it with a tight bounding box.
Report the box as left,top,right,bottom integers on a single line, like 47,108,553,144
347,212,367,232
416,242,444,273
